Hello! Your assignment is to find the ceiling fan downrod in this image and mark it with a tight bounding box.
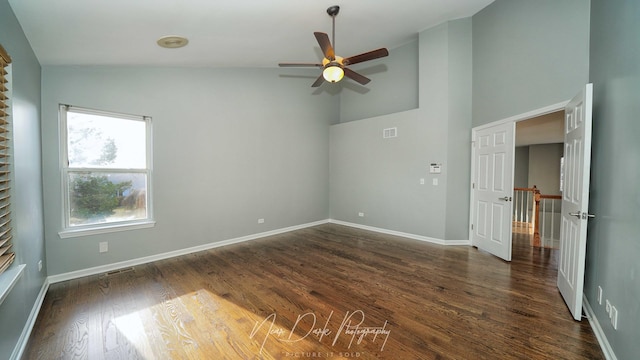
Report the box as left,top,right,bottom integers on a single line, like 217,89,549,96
327,5,340,56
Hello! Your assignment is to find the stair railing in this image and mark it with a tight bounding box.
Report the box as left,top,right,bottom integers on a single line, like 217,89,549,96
513,186,538,234
513,186,562,248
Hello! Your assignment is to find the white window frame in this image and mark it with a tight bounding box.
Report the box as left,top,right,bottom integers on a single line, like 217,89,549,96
58,105,155,238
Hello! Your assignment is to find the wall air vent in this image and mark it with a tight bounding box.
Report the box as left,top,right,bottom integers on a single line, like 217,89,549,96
383,127,397,139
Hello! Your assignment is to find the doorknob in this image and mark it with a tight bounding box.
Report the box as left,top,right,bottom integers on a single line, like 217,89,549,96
569,211,582,218
582,213,596,219
498,196,512,201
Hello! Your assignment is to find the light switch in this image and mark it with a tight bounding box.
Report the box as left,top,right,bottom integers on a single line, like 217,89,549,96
433,178,438,186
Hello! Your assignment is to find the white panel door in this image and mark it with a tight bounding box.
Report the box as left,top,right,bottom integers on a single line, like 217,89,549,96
471,122,515,261
558,84,594,321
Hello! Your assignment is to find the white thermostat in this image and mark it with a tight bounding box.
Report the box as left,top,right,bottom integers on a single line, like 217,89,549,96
430,163,442,174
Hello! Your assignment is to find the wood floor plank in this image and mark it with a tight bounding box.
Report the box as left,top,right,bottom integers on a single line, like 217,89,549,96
24,224,604,359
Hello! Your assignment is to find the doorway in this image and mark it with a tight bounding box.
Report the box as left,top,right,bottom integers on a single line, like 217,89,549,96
514,111,564,250
470,84,594,321
469,100,569,261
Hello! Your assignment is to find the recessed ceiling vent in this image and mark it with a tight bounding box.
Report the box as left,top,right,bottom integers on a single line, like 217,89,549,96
383,127,397,139
157,35,189,49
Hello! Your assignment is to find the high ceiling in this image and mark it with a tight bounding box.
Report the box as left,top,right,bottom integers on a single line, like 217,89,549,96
8,0,494,67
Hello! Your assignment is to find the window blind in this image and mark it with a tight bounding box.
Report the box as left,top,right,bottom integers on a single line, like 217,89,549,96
0,44,14,276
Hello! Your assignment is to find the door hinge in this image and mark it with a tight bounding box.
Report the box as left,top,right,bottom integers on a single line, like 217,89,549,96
471,224,474,230
472,183,475,189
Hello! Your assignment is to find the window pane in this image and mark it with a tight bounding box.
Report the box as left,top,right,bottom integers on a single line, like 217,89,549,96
67,111,146,169
68,172,147,226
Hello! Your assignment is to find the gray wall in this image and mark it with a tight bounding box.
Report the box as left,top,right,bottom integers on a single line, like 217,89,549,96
586,0,640,358
514,143,563,194
330,19,471,241
339,40,419,123
472,0,590,126
514,146,530,188
444,19,472,240
0,0,46,357
528,143,563,195
41,66,337,275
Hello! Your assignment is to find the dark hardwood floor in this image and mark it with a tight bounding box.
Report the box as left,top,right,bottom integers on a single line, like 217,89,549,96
24,224,603,359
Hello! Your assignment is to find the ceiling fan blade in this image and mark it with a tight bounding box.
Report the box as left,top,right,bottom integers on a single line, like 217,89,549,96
343,48,389,66
344,68,371,85
311,74,325,87
314,32,335,60
279,63,323,67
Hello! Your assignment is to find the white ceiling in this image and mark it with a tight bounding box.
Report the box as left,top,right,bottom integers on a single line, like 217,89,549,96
8,0,494,68
516,111,565,147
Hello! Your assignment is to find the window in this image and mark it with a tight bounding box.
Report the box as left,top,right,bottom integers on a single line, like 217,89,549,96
0,44,14,275
60,105,153,237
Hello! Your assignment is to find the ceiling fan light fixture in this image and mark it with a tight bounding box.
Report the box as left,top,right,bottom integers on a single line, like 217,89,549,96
323,65,344,83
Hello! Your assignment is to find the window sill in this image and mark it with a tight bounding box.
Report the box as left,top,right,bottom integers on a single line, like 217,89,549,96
58,220,156,239
0,264,26,307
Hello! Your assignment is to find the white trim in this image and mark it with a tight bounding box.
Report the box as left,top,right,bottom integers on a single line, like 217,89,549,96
583,296,618,360
10,278,50,360
469,130,478,247
0,264,25,306
59,104,154,233
48,219,330,283
329,220,470,246
473,100,569,131
58,220,156,239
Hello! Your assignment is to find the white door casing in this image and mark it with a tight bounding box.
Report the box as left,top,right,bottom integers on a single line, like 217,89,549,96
470,122,515,261
557,83,594,321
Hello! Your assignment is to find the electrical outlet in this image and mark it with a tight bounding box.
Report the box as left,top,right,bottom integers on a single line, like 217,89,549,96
358,212,364,217
597,286,603,305
258,218,265,224
99,242,108,253
605,299,611,315
610,306,618,330
432,178,438,186
420,178,425,185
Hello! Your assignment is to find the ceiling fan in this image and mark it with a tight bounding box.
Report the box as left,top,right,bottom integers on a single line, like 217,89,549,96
279,5,389,87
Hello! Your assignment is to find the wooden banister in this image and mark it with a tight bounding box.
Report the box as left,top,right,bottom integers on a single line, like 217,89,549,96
514,187,538,192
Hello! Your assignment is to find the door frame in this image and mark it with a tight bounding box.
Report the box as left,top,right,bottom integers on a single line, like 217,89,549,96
469,100,569,249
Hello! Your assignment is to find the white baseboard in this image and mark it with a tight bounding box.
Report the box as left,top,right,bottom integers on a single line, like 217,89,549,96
15,219,465,359
48,219,470,284
48,219,330,284
329,219,471,246
11,278,50,360
29,221,612,360
583,295,618,360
